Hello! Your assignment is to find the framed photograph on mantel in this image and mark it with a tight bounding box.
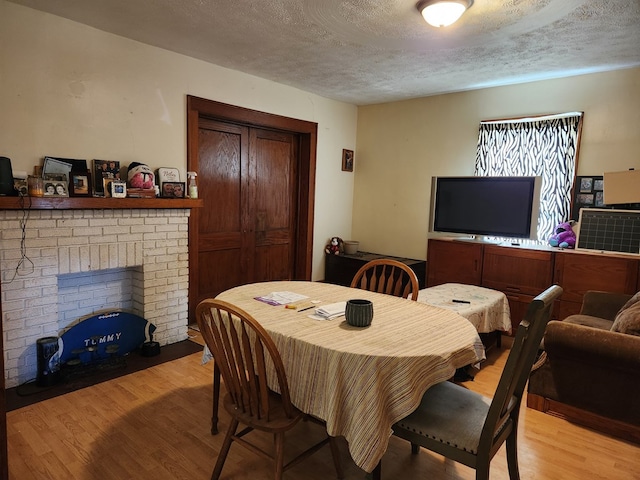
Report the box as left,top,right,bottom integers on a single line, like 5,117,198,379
70,172,92,197
93,159,121,197
161,181,185,198
43,173,69,197
342,149,354,172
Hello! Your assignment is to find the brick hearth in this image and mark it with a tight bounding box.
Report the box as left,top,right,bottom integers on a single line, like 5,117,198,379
0,208,191,388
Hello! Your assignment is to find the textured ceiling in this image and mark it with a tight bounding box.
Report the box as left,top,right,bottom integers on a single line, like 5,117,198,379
8,0,640,105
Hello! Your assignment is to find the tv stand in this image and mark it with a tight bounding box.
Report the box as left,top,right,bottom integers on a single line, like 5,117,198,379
450,235,513,245
427,237,640,333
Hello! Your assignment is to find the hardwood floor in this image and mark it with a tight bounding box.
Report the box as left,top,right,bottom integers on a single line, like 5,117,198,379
7,331,640,479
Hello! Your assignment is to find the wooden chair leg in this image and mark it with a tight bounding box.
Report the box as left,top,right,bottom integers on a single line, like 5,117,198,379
212,417,237,480
411,443,420,454
475,463,490,480
211,363,220,434
274,431,285,480
506,430,521,480
369,461,381,480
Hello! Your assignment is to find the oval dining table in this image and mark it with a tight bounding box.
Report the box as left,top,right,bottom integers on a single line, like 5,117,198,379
210,280,485,474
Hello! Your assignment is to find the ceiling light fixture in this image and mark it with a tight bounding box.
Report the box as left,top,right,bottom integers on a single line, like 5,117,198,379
417,0,473,28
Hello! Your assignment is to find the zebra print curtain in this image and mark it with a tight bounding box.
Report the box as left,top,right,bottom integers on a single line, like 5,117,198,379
475,113,583,242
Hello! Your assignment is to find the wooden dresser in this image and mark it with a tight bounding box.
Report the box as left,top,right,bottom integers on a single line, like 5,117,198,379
427,237,639,332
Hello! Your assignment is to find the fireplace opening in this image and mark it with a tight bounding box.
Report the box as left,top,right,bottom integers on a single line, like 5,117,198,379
57,267,141,331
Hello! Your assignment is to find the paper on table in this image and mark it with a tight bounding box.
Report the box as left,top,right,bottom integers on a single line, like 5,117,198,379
310,301,346,320
254,291,309,306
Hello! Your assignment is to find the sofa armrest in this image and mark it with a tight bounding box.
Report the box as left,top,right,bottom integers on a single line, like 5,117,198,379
537,320,640,424
579,291,632,321
545,319,640,367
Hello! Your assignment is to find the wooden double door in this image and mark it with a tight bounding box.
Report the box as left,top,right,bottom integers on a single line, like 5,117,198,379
187,97,317,321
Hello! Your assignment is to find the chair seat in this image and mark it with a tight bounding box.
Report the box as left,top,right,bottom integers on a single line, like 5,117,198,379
222,391,304,433
395,380,491,455
381,285,563,480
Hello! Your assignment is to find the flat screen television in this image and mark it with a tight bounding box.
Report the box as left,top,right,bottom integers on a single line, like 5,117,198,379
430,176,542,240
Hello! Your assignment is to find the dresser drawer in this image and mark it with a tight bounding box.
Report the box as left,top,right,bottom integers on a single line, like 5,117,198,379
482,245,554,296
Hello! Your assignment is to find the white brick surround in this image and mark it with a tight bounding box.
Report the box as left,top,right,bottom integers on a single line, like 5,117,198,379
0,208,191,388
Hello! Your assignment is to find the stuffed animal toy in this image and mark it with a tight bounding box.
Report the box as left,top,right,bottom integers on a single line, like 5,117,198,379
127,162,155,189
325,237,343,255
548,221,576,249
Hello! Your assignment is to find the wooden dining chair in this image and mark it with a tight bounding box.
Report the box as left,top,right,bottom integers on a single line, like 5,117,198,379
350,259,420,300
196,299,343,480
379,284,563,480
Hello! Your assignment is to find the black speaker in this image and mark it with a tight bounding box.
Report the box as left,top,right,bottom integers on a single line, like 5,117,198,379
36,336,61,387
0,156,18,196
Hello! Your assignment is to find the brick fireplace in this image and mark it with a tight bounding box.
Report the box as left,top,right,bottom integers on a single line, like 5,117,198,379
0,207,191,388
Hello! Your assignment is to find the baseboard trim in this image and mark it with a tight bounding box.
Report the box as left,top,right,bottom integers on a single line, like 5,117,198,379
527,393,640,444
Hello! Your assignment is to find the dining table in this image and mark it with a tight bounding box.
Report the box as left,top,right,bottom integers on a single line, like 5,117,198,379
210,280,485,473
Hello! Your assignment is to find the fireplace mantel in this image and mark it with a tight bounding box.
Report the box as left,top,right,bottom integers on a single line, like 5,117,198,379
0,196,202,210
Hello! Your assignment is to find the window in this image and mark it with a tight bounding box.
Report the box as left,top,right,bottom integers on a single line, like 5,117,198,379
475,112,583,242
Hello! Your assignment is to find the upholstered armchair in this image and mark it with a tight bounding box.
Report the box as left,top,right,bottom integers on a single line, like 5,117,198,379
527,290,640,443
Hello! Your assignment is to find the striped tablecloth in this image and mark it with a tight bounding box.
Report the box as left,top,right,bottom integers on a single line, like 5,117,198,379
216,280,485,473
416,283,512,334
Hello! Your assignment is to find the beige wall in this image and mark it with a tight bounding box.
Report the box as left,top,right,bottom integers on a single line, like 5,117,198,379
3,2,639,277
0,1,358,280
354,68,640,260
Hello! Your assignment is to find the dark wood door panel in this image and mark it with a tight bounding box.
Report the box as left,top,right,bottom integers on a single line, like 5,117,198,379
251,128,297,281
187,96,317,322
255,244,293,282
197,232,243,251
194,123,299,302
197,251,244,301
197,123,246,234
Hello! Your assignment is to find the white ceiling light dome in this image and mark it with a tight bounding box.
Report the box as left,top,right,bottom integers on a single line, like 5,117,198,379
417,0,474,28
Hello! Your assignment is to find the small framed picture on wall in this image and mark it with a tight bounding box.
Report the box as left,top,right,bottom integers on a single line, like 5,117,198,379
572,175,606,221
342,149,354,172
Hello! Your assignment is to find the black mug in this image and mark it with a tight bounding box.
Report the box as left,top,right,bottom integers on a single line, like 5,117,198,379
345,299,374,327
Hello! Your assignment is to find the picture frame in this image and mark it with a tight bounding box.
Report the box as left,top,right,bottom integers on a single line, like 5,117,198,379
161,181,185,198
571,175,606,221
579,177,593,193
69,172,92,197
110,181,127,198
93,159,121,197
14,178,27,196
43,173,69,197
43,156,87,177
342,149,354,172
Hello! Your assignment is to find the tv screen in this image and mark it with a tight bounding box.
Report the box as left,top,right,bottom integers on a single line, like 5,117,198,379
430,176,541,239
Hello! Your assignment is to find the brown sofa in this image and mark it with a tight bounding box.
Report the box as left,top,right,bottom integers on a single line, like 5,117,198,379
527,291,640,443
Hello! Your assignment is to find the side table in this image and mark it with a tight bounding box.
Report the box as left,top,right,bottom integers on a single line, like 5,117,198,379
416,283,512,349
325,251,426,289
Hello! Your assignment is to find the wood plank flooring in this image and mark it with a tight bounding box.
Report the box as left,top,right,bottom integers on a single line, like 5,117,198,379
7,331,640,479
